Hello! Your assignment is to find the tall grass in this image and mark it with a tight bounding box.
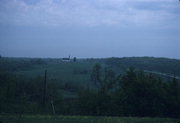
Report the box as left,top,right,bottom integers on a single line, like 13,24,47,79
0,115,179,123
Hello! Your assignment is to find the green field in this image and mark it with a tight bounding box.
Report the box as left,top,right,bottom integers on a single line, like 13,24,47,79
0,115,179,123
17,61,95,86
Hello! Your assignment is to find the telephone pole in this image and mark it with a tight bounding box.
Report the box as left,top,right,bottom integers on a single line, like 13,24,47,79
43,69,47,106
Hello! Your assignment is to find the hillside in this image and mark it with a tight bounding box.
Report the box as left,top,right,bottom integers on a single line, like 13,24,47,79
0,56,180,117
104,57,180,77
1,56,180,79
0,56,180,94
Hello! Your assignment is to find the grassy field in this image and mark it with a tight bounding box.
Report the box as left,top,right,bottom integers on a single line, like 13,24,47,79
0,115,179,123
16,60,96,86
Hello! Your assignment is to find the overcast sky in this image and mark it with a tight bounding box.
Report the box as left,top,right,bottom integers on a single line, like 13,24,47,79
0,0,180,58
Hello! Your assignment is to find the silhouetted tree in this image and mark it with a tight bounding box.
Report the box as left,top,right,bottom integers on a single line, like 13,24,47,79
73,57,77,62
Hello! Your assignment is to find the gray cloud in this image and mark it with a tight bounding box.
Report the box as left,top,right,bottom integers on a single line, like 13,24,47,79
0,0,179,27
0,0,180,58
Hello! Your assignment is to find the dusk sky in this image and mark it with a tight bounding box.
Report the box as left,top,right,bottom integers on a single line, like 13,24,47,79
0,0,180,58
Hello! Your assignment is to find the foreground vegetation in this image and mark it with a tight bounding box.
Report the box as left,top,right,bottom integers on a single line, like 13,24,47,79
0,115,179,123
0,57,180,118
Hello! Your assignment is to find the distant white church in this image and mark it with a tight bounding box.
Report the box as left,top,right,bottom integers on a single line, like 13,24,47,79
62,55,71,62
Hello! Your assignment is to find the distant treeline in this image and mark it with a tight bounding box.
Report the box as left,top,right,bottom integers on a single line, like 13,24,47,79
0,57,46,72
104,57,180,76
0,63,179,118
1,56,180,76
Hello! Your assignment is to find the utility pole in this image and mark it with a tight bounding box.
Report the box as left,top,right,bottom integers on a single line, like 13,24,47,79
43,69,47,106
